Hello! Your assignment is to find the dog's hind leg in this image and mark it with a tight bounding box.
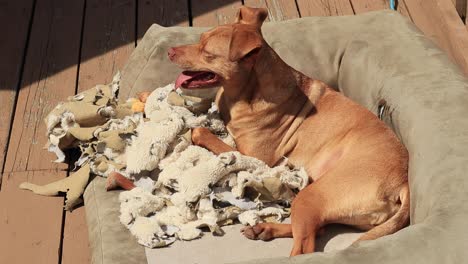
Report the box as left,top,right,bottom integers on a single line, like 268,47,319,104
241,223,292,241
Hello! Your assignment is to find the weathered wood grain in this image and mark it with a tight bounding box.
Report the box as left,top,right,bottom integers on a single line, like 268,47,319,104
296,0,354,16
405,0,468,74
350,0,388,13
0,171,65,264
396,0,413,20
350,0,412,20
3,0,85,172
138,0,189,42
77,0,136,92
192,0,243,27
61,206,91,264
67,0,137,262
0,0,35,179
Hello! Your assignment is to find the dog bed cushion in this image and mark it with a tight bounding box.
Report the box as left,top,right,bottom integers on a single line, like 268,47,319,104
84,10,468,264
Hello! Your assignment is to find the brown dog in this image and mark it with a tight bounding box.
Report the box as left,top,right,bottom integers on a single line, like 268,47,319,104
168,7,410,256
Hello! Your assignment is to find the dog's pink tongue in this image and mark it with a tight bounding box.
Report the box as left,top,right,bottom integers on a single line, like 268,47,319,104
175,72,193,88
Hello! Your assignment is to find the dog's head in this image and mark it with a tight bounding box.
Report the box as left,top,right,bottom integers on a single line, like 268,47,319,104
169,7,268,92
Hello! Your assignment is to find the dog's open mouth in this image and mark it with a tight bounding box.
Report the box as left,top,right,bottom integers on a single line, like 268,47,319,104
175,71,220,89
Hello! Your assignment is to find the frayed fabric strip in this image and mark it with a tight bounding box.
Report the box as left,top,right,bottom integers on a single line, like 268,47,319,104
19,76,309,248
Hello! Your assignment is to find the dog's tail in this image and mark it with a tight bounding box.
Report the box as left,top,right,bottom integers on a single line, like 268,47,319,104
356,183,410,242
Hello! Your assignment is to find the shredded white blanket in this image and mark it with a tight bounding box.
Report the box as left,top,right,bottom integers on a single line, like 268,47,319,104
120,84,309,248
20,73,308,247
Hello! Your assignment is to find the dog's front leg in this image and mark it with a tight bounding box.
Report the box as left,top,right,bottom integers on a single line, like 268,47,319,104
191,127,236,155
106,172,136,191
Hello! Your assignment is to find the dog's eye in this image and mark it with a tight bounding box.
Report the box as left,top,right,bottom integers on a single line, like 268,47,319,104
203,51,216,60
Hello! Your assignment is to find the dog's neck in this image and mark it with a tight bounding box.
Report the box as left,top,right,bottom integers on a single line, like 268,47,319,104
217,46,326,164
251,48,301,104
220,46,323,119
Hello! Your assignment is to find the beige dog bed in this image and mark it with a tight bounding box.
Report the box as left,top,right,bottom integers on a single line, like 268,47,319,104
84,10,468,264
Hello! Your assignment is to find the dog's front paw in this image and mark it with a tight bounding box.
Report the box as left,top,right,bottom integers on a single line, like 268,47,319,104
241,224,273,241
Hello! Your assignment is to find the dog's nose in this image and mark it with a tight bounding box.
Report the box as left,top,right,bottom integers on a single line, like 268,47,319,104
168,47,176,61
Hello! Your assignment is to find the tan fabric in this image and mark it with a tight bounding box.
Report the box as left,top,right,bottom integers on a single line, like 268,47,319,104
84,177,147,264
144,223,362,264
86,10,468,264
20,164,91,210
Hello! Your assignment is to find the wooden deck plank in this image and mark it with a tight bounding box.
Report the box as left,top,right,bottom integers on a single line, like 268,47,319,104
396,1,414,20
243,0,300,21
350,0,413,20
63,1,138,262
77,0,136,93
3,0,85,172
349,0,411,19
0,171,65,264
405,0,468,74
0,0,35,178
61,206,91,264
296,0,354,17
138,0,189,42
404,0,442,47
350,0,388,13
192,0,243,27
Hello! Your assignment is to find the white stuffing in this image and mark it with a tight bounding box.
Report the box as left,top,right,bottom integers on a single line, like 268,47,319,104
125,116,184,174
161,151,267,203
119,187,166,225
238,207,289,226
176,224,203,241
118,85,309,248
39,77,309,248
128,217,177,248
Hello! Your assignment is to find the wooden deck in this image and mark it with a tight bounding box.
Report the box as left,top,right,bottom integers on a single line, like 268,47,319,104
1,0,467,263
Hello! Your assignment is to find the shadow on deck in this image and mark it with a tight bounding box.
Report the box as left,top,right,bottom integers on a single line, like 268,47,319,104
1,0,467,263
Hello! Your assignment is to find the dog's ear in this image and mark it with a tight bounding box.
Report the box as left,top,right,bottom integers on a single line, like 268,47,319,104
235,7,268,28
228,27,263,62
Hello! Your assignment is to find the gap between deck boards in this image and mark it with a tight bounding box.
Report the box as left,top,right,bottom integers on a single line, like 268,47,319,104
1,1,468,264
